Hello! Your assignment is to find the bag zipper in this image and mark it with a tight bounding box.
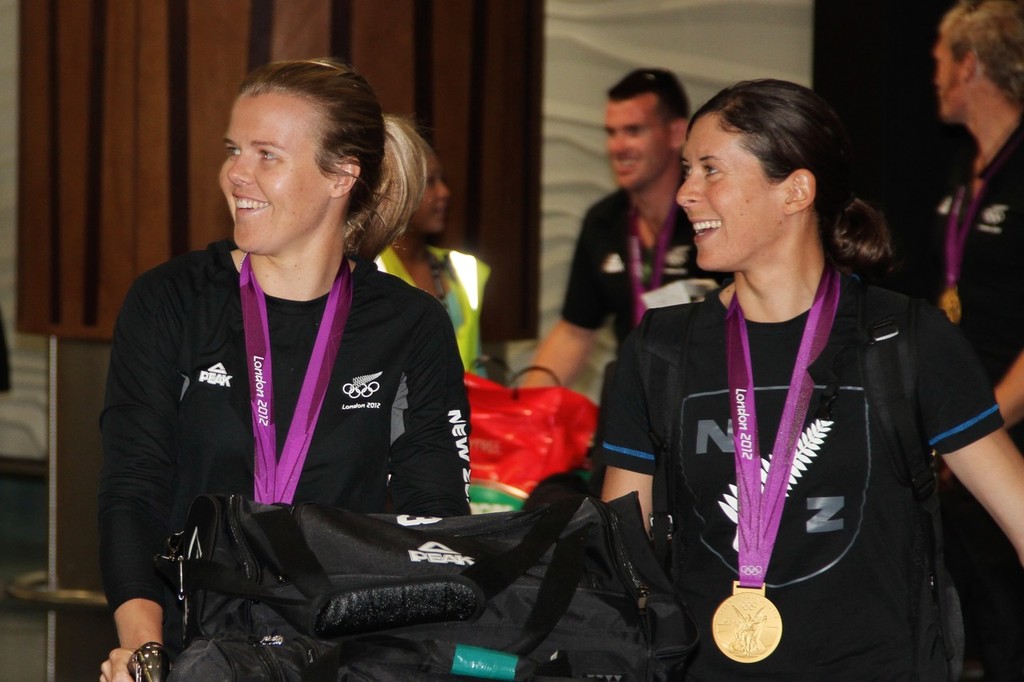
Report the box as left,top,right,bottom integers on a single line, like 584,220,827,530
227,495,261,635
227,495,259,581
593,501,650,616
592,500,662,679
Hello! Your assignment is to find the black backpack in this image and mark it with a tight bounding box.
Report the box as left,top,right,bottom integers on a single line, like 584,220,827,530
635,282,964,681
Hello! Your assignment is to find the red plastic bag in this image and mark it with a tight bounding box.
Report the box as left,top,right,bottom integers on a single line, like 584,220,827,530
465,371,598,496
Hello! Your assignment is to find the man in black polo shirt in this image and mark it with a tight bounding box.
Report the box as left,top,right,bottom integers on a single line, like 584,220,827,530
525,69,716,388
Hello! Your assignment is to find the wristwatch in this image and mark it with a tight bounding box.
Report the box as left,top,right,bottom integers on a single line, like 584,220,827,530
129,642,171,682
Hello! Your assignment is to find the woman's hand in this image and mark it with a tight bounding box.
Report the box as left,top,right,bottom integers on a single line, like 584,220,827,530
99,646,135,682
100,598,165,682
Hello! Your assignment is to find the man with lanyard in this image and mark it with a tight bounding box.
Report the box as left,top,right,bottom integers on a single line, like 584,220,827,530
525,68,717,388
930,2,1024,678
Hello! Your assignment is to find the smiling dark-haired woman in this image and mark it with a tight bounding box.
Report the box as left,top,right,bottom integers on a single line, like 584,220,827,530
601,78,1024,680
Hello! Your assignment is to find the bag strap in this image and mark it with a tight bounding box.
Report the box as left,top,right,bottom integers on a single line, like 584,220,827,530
154,553,307,605
503,526,589,655
460,495,584,599
641,304,697,567
257,495,587,602
857,285,962,677
252,508,334,597
858,290,934,499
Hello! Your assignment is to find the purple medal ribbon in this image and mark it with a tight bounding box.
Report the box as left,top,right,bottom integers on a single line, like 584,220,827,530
239,254,353,504
629,203,678,326
726,267,841,588
944,124,1024,289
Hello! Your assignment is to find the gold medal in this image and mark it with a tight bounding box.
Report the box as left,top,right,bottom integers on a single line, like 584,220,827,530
939,286,962,325
711,582,783,663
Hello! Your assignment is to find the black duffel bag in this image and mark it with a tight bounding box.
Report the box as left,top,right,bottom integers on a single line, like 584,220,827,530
155,492,696,681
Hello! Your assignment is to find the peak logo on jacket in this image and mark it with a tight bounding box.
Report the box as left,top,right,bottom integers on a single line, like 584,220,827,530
198,362,232,387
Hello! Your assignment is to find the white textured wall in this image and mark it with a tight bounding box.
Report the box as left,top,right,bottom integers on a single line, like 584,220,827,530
0,0,49,460
504,0,814,399
0,0,815,459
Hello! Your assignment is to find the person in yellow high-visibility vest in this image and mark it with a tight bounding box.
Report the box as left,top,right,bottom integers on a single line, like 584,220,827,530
377,143,490,372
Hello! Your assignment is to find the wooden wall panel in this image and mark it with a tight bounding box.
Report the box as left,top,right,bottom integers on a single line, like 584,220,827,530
479,3,544,337
470,3,543,340
350,0,417,116
272,0,332,60
55,0,92,333
96,0,139,328
17,1,54,334
431,0,475,249
135,0,171,274
344,0,544,341
18,0,542,341
186,0,248,253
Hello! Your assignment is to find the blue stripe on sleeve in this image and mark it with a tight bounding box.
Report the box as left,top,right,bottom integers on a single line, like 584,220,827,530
603,442,656,461
928,404,1000,447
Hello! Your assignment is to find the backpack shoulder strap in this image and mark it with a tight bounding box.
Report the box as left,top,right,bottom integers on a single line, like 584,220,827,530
637,302,699,566
857,283,963,678
858,285,936,499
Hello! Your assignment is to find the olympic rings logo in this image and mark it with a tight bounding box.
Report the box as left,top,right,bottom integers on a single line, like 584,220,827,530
739,565,763,577
343,381,380,398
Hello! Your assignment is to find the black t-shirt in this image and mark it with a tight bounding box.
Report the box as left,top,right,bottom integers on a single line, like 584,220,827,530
98,241,471,618
932,121,1024,445
561,189,716,344
601,278,1001,680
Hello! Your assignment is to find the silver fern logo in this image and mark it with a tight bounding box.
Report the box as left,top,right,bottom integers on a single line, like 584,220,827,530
343,371,382,398
978,204,1008,234
719,418,833,550
980,204,1007,226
